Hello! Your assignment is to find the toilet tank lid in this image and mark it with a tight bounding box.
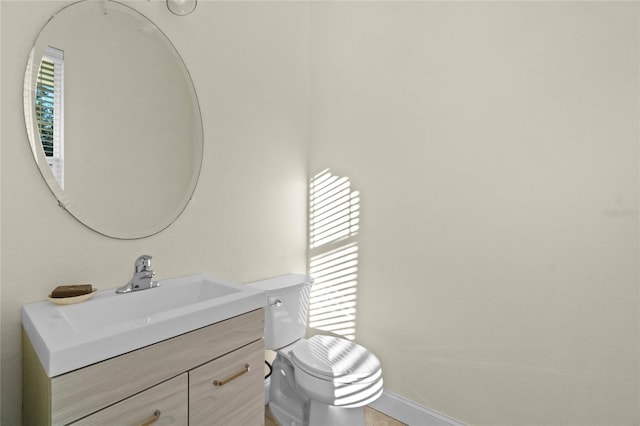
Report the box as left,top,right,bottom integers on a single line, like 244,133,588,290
245,273,312,294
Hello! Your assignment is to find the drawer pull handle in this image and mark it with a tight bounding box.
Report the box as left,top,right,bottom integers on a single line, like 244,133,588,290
213,364,250,386
140,409,161,426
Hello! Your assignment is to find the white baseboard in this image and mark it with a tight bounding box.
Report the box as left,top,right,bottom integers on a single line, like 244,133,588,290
369,390,465,426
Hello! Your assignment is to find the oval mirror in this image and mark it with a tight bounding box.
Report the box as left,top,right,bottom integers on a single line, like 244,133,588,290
23,0,203,239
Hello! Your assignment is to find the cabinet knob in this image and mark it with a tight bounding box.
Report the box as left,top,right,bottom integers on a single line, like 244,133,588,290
212,364,251,386
140,409,161,426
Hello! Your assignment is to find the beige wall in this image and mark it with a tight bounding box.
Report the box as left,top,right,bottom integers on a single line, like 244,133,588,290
0,1,309,424
309,2,639,425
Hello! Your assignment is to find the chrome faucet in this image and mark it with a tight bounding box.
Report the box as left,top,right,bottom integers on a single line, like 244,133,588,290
116,255,160,294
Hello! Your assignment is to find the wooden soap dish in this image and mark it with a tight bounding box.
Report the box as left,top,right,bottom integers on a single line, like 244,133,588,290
48,289,98,305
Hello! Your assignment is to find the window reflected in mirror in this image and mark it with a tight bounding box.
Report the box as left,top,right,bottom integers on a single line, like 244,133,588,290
36,46,64,188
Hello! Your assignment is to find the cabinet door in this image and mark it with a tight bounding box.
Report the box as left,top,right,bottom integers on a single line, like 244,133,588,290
189,340,265,426
71,374,188,426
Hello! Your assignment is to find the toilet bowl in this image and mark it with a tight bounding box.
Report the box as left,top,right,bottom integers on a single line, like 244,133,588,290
289,335,383,407
247,274,383,426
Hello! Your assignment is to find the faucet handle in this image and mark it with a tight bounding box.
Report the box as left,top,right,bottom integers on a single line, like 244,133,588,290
134,255,153,273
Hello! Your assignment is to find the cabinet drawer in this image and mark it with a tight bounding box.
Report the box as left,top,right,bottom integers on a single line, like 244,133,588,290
189,340,265,426
71,374,188,426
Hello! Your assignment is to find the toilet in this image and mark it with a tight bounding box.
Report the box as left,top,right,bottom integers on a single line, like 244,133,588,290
247,274,383,426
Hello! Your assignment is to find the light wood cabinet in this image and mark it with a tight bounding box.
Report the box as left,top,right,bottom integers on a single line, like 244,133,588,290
23,308,265,426
189,340,265,426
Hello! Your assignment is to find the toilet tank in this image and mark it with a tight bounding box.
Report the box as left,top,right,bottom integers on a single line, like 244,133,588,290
246,274,312,350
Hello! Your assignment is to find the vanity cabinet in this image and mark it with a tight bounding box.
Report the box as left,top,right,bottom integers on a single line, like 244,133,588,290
23,308,265,426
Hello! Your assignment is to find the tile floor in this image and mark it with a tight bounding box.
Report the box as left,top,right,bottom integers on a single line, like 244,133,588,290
265,406,406,426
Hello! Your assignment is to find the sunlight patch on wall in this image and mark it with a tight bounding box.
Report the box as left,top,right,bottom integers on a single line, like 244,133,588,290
309,169,360,340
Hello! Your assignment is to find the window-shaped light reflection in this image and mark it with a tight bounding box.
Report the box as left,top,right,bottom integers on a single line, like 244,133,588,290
309,169,360,340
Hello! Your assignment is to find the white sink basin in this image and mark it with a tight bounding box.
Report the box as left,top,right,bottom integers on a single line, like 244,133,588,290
22,274,266,377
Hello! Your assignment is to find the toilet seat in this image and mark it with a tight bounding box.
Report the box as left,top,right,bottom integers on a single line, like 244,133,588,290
286,335,384,407
290,335,381,383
